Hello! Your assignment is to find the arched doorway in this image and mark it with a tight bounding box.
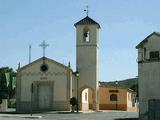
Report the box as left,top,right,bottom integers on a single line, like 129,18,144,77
79,87,94,111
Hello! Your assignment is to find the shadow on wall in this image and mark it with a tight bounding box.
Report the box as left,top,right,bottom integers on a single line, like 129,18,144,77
115,118,139,120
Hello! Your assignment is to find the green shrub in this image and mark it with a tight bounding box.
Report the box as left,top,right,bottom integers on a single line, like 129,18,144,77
70,97,77,106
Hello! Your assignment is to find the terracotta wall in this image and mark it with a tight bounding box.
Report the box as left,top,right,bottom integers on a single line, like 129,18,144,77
98,86,130,111
99,104,127,111
87,86,137,111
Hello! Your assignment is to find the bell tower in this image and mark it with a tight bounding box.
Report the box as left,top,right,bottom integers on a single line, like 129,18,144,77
74,16,100,110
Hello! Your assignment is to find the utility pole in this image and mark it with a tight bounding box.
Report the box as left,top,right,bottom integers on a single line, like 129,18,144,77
30,83,33,116
115,81,118,110
29,45,31,64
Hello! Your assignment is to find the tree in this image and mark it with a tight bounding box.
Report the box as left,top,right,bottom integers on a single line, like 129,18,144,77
0,68,8,100
0,67,16,100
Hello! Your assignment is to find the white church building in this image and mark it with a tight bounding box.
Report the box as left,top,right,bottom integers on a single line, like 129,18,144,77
16,16,100,112
136,32,160,120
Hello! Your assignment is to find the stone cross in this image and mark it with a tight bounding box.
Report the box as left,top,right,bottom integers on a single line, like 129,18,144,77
39,40,49,57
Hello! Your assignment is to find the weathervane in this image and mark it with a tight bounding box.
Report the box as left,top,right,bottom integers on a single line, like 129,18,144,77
39,40,49,57
84,5,89,16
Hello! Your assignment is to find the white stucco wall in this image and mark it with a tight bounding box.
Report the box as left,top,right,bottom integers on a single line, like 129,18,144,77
127,92,132,107
139,63,160,101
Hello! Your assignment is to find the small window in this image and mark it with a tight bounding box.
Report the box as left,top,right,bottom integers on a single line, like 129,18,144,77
110,94,117,101
144,48,146,60
150,51,159,60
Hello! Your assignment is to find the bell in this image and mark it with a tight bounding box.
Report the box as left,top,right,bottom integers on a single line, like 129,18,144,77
84,32,88,37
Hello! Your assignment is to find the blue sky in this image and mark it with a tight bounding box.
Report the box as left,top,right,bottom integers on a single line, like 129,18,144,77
0,0,160,81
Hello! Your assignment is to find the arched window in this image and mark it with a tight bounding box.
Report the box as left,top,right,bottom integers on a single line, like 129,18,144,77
110,94,117,101
83,28,90,42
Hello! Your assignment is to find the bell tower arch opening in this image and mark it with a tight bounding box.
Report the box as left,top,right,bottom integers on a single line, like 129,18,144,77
83,28,90,42
79,86,94,110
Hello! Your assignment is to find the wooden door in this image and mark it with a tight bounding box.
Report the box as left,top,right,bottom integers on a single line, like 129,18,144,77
38,85,51,110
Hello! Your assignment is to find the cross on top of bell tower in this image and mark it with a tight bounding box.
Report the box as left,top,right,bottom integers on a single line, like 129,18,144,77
39,40,49,57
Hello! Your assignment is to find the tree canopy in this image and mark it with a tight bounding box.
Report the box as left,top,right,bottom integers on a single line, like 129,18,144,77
0,67,16,99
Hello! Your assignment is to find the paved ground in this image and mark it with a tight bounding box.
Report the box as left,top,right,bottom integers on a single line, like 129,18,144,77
0,111,138,120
